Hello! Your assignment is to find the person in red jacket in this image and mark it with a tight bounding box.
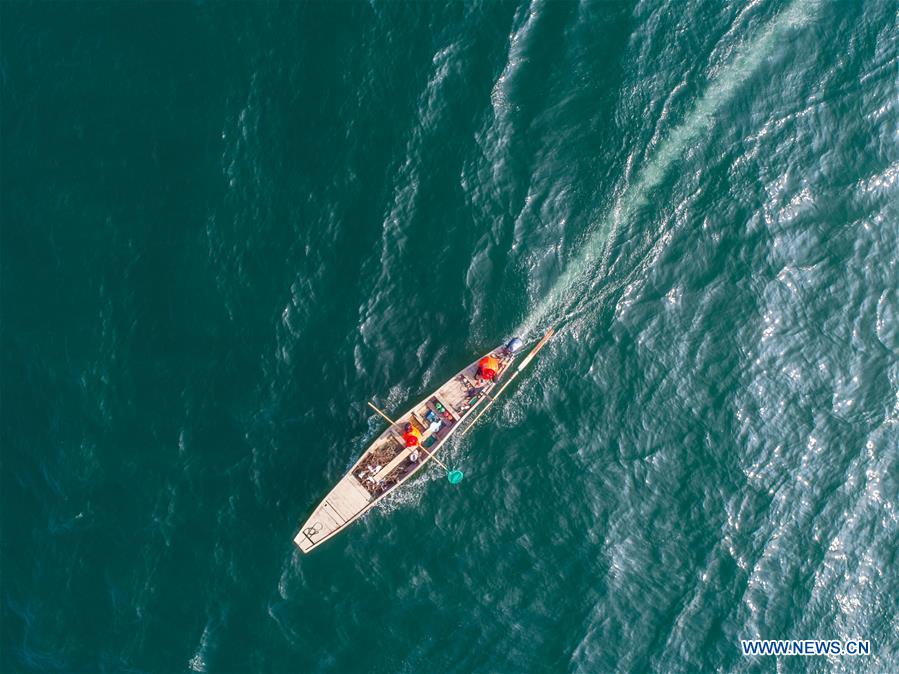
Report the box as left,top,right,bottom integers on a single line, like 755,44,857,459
477,355,500,382
402,422,422,447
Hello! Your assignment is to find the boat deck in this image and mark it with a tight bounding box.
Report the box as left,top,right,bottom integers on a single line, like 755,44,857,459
294,346,512,553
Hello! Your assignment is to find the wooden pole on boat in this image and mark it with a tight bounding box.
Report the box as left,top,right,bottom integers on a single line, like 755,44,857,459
367,401,399,426
417,446,450,472
459,325,556,438
367,401,463,483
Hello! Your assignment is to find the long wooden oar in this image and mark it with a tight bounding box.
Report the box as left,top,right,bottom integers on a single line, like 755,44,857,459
417,446,454,475
366,401,463,483
367,401,398,427
459,325,556,438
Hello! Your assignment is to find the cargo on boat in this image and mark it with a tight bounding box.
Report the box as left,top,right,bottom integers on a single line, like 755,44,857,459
294,328,554,553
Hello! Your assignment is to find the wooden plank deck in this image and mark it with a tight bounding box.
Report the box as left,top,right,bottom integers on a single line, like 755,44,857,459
322,501,346,525
433,391,460,418
317,505,344,530
373,448,412,481
411,410,429,431
296,341,524,553
327,476,372,521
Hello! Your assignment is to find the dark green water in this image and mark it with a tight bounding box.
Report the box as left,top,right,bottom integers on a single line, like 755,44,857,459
2,1,897,672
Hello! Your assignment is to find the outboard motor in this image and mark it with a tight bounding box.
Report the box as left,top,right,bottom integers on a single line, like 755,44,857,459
506,337,523,355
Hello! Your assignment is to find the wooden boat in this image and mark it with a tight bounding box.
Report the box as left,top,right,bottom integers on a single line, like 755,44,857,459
294,328,554,553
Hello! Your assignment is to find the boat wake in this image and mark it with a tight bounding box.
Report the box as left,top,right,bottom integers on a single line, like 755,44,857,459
518,0,820,340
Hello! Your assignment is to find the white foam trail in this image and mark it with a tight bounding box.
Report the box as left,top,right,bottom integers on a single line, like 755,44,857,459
520,0,819,337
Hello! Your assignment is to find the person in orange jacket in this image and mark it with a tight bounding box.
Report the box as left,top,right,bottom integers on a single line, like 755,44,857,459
402,422,422,447
477,355,500,382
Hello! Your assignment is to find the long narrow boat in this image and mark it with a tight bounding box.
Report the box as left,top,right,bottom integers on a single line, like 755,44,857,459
294,328,554,553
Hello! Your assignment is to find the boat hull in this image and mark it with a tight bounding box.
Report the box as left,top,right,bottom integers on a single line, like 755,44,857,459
294,343,515,553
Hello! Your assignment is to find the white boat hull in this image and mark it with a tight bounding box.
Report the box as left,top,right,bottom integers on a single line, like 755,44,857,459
294,343,515,553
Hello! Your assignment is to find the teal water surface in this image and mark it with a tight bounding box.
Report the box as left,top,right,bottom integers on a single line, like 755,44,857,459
2,1,897,672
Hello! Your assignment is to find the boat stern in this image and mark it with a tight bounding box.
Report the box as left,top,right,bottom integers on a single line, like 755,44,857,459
295,474,373,553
